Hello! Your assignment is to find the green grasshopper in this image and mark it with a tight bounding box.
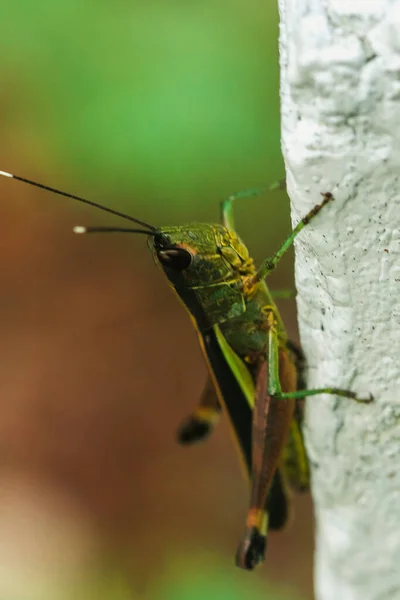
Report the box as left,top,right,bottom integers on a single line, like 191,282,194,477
0,169,372,570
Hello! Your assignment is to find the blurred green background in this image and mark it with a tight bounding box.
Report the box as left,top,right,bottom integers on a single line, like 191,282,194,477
0,1,313,599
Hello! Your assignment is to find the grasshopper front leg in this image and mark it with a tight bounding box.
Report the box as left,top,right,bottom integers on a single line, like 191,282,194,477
222,188,336,288
252,192,335,284
274,340,373,404
221,179,286,230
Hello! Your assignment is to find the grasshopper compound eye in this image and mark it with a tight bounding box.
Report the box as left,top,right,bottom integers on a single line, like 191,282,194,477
157,247,192,271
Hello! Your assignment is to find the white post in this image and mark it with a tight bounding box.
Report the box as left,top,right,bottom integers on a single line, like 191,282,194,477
278,2,400,599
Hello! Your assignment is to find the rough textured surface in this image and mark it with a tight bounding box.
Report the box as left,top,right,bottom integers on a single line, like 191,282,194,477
278,2,400,599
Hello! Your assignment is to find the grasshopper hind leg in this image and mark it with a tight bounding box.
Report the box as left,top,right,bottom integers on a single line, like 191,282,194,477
236,329,306,571
220,179,286,230
176,377,221,445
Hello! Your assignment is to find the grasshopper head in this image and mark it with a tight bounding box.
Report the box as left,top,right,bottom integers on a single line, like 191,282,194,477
149,224,254,328
149,223,253,288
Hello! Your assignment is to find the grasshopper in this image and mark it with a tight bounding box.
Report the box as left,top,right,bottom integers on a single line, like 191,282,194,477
0,170,372,570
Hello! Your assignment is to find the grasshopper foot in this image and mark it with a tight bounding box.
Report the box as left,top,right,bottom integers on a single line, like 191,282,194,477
355,392,374,403
235,527,266,570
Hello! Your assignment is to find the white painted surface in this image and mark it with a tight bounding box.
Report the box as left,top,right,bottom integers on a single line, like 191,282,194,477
278,2,400,599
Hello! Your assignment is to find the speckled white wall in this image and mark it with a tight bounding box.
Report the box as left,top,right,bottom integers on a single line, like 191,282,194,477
278,2,400,599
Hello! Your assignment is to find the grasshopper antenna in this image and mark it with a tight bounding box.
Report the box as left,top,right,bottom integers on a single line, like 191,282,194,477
73,226,158,235
0,169,157,231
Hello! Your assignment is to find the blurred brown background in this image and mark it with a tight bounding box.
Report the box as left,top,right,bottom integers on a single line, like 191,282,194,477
0,1,314,599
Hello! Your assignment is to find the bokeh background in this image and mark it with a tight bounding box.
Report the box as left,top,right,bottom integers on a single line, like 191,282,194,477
0,1,314,599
